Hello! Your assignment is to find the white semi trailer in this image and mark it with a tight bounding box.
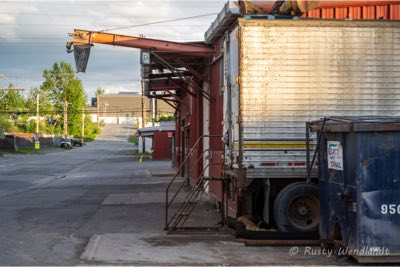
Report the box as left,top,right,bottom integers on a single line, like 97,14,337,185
218,19,400,232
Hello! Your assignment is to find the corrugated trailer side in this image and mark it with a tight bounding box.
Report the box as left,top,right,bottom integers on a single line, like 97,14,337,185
221,19,400,232
204,1,400,233
236,19,400,180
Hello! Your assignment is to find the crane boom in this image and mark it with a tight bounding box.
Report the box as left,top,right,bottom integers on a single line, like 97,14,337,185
69,29,214,54
67,29,214,72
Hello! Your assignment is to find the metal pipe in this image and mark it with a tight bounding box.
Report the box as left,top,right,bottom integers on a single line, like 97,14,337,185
306,118,327,183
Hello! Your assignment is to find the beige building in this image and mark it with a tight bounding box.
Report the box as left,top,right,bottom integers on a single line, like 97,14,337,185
86,93,175,125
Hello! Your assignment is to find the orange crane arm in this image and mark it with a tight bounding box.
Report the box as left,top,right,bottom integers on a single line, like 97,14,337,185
67,29,214,72
67,29,214,55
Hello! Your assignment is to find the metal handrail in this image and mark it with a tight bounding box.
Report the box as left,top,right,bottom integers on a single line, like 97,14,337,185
168,161,212,230
167,148,210,209
176,162,218,228
165,134,222,229
168,160,224,230
167,148,212,213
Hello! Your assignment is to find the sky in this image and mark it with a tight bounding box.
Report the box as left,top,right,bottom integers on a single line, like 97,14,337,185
0,0,225,99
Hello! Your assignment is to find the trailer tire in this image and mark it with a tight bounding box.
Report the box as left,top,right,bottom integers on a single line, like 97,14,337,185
273,182,319,233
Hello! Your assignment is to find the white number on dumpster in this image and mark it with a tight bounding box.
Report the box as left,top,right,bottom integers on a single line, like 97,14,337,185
381,204,400,215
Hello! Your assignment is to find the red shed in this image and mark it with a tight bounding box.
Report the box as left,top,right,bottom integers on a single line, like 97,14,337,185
137,121,175,160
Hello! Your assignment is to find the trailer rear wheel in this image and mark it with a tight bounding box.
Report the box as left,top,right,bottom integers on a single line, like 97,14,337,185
273,182,319,232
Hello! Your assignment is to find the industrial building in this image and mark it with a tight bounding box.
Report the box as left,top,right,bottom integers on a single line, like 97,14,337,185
68,0,400,263
86,92,175,125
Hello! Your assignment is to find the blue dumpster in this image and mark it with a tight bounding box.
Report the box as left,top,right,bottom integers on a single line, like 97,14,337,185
310,116,400,263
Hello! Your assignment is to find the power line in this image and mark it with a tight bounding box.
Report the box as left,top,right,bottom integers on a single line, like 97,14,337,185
0,2,223,7
0,1,224,6
0,13,216,17
100,12,217,32
0,23,209,26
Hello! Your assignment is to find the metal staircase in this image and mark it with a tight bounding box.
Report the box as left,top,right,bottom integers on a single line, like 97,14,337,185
165,135,227,233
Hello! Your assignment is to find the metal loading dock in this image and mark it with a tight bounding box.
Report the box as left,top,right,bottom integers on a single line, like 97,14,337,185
141,1,400,233
67,0,400,258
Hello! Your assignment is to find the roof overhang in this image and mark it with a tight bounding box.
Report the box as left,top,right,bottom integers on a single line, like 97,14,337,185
137,122,176,137
204,1,241,44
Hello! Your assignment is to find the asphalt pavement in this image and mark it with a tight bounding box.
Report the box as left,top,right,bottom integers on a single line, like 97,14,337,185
0,124,344,266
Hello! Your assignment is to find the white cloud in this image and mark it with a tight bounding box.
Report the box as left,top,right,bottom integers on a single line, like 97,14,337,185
0,0,225,96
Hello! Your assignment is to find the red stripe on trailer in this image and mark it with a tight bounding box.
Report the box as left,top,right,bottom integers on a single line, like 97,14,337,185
288,162,306,166
261,162,277,167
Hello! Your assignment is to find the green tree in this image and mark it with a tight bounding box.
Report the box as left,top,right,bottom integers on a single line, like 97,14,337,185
158,115,175,122
95,87,105,97
83,115,100,141
40,61,85,137
0,84,26,132
26,87,53,115
0,84,26,112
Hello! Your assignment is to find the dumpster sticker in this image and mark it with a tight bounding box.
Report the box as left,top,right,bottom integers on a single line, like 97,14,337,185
327,141,343,170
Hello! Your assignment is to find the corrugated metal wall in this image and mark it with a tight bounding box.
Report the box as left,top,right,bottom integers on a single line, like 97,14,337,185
238,19,400,179
305,3,400,19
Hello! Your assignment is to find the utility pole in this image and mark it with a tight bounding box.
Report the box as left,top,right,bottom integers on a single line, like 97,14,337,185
117,106,119,125
141,80,145,153
64,100,68,140
36,94,40,134
104,101,108,123
81,107,85,144
141,80,145,128
35,93,40,150
151,98,156,127
97,95,100,127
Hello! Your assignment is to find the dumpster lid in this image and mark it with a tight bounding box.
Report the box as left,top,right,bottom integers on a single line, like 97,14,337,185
310,116,400,132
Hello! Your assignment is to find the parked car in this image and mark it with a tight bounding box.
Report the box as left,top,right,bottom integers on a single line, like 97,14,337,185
71,139,83,147
60,139,72,149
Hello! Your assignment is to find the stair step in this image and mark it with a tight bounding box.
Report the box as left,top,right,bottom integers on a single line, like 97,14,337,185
201,176,225,181
192,189,204,192
185,201,198,204
176,212,190,217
